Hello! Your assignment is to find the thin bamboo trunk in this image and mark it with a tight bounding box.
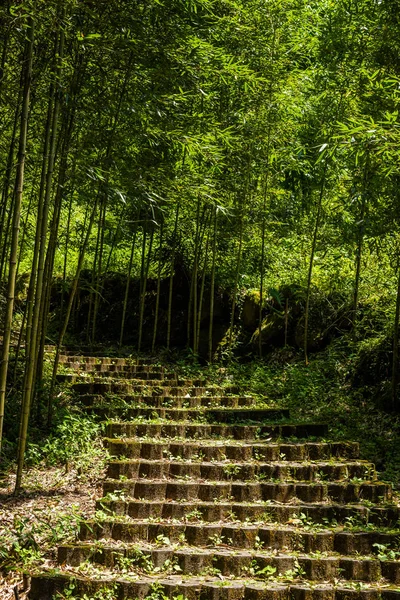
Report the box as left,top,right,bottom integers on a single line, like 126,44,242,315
152,222,164,353
228,216,243,354
189,197,202,351
91,197,106,342
104,204,126,273
284,298,289,347
48,197,99,423
196,229,210,355
167,205,180,349
392,265,400,409
208,205,217,363
0,18,33,455
304,165,327,366
138,227,154,351
119,230,137,347
60,186,74,321
0,85,21,278
258,134,272,358
353,158,369,332
87,206,101,342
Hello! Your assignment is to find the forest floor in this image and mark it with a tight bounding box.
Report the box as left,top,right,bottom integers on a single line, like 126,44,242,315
0,457,105,600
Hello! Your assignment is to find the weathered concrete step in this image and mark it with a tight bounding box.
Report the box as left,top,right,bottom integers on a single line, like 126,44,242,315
30,572,400,600
81,393,256,408
103,439,359,461
57,542,400,583
105,421,328,440
58,354,155,366
91,407,288,422
102,478,385,503
105,459,377,485
78,519,400,555
60,362,167,373
73,381,229,395
95,498,400,525
206,409,290,423
57,371,178,382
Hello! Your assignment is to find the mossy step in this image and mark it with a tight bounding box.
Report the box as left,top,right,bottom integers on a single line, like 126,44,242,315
81,394,255,409
72,381,229,395
105,459,377,485
78,520,400,555
206,409,290,423
29,571,400,600
56,542,400,583
102,479,384,504
204,409,287,423
57,371,178,382
105,422,329,440
59,354,155,365
95,498,400,525
89,407,287,422
103,439,359,461
61,363,167,373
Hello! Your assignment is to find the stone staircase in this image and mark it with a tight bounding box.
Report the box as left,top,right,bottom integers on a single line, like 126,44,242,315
30,355,400,599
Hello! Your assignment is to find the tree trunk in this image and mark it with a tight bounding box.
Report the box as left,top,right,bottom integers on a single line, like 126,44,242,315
167,204,180,350
0,17,33,456
138,227,154,352
119,230,137,347
152,222,164,353
304,165,327,366
208,205,217,363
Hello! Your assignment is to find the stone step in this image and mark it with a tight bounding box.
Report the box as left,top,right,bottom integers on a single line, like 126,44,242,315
61,362,167,373
105,421,329,440
58,354,155,365
102,479,384,504
30,572,400,600
81,393,256,408
39,354,400,600
104,459,377,485
56,542,400,583
95,498,400,525
103,439,360,461
88,407,288,422
78,519,400,555
57,370,179,382
72,381,233,395
206,409,290,423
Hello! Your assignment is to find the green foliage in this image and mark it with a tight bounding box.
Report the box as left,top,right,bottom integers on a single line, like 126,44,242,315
25,412,104,473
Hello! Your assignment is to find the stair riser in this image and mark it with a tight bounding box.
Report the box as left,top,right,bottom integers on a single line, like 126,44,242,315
57,545,397,583
102,479,386,503
30,574,400,600
79,522,400,555
73,383,227,395
93,407,287,421
82,395,255,408
57,372,177,382
105,462,377,485
95,500,400,525
66,364,166,373
104,440,359,462
105,423,328,440
59,356,154,365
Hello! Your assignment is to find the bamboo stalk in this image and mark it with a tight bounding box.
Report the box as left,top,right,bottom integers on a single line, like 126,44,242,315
0,17,33,455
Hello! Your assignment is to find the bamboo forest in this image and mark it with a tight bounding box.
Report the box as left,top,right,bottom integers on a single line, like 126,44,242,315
2,0,400,598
